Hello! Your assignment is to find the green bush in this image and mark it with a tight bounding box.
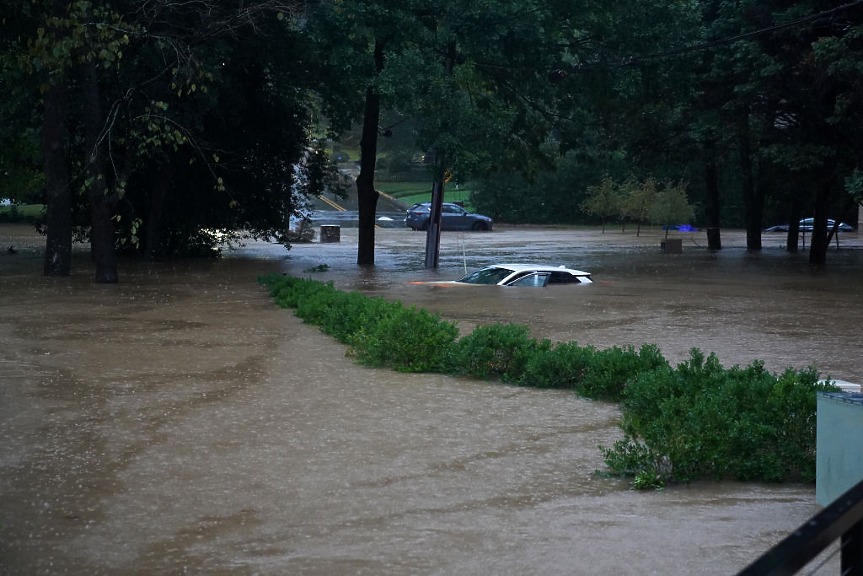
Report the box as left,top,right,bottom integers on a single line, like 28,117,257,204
321,292,399,344
449,323,550,382
601,348,838,485
351,305,459,372
262,274,331,309
519,341,596,389
579,344,668,401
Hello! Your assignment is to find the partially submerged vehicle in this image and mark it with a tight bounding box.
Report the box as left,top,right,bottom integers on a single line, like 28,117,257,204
457,264,592,287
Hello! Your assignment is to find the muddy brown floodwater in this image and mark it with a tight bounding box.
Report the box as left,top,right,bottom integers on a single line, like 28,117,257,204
2,223,862,575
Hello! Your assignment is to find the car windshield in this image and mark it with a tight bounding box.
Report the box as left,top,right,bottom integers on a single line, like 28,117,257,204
457,267,512,285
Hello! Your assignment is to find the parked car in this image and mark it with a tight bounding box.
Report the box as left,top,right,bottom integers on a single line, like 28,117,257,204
456,264,592,287
798,218,853,232
405,202,493,231
764,218,853,232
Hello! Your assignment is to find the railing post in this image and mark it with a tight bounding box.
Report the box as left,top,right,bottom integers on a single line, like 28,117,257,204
843,520,863,576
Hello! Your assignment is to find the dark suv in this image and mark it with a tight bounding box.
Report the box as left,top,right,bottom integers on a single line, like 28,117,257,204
405,202,493,231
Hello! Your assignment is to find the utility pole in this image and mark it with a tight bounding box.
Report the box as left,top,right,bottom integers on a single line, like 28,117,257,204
424,178,445,269
423,41,456,270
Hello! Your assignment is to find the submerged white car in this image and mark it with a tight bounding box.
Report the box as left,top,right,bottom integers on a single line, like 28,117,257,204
456,264,592,287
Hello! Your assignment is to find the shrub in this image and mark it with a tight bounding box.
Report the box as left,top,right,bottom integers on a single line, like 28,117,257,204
579,343,668,401
449,323,550,382
601,348,838,486
261,274,332,309
519,341,596,389
294,284,343,325
320,292,399,344
351,305,459,372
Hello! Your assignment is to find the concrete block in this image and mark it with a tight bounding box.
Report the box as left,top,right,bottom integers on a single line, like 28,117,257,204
661,238,683,254
320,225,340,243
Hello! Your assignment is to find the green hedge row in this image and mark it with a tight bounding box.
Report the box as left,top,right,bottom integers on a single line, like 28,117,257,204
260,273,837,488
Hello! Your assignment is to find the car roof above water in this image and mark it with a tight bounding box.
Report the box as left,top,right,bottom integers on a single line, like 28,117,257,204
488,263,591,276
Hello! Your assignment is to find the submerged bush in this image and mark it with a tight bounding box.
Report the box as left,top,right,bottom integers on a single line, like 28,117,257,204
352,305,459,372
580,343,668,401
260,274,832,487
262,274,330,309
300,289,398,344
449,323,550,382
601,348,838,485
519,341,595,389
260,274,456,372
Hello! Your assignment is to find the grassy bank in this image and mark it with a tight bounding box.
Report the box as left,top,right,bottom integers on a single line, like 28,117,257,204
375,183,474,209
260,273,837,489
0,204,44,223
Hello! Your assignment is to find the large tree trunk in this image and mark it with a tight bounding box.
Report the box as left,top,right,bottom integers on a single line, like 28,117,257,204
738,114,763,251
42,74,72,276
703,142,722,250
144,162,172,260
83,61,118,283
785,195,802,252
423,41,457,270
356,40,384,266
809,177,832,266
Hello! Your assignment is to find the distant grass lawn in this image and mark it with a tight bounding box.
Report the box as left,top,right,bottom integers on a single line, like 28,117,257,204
375,182,430,198
377,183,473,209
0,204,44,222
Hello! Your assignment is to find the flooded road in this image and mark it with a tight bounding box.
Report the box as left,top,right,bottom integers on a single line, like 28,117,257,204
2,223,861,574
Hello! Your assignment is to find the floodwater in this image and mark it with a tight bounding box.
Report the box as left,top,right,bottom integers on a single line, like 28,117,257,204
2,223,861,575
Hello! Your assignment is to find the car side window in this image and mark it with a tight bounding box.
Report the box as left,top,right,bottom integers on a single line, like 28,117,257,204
442,205,460,214
509,273,549,287
548,272,579,284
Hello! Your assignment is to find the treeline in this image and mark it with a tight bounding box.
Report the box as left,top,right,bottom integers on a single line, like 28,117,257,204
260,273,837,488
3,0,862,279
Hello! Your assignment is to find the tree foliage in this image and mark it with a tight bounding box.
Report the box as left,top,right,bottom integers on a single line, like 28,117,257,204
6,0,329,280
648,181,695,237
5,0,863,276
621,177,659,236
582,176,623,232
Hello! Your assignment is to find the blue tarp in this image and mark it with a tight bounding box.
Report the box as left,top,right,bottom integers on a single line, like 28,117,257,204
662,224,698,231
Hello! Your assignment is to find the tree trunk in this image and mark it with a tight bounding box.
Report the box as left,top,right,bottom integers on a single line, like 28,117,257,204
738,114,762,251
825,198,855,249
703,143,722,250
144,162,172,260
809,177,832,266
83,61,118,283
356,40,384,266
42,74,72,276
786,196,801,252
423,41,457,270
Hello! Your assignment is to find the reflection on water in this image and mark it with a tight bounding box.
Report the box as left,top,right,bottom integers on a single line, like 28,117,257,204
0,225,857,574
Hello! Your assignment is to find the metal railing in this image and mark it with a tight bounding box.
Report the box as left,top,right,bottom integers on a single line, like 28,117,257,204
737,478,863,576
